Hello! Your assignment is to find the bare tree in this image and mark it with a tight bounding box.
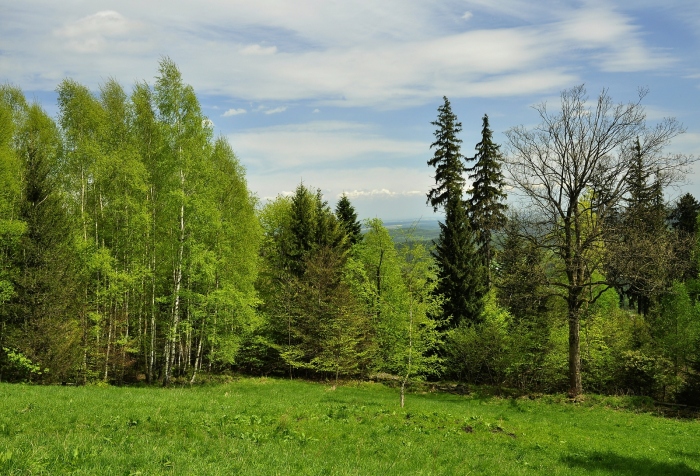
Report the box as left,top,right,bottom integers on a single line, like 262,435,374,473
505,85,691,397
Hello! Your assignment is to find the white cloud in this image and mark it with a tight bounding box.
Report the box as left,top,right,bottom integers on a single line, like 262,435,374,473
253,166,436,219
240,44,278,55
343,189,424,198
1,1,681,107
230,121,426,170
264,106,287,115
54,10,142,53
462,11,473,20
222,108,247,116
313,108,320,113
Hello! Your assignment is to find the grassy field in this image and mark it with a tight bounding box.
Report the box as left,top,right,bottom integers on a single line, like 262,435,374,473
1,378,699,475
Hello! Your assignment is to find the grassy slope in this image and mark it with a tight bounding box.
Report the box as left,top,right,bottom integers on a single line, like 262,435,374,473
0,379,699,475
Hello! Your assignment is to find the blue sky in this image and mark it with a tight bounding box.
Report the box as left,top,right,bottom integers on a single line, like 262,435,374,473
2,1,700,220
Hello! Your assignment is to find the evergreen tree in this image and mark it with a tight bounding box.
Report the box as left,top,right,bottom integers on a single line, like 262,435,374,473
260,184,352,377
670,193,700,236
7,103,82,382
335,194,362,245
427,97,466,211
433,193,484,328
467,114,507,285
496,214,547,321
669,193,700,287
426,97,484,328
614,139,673,315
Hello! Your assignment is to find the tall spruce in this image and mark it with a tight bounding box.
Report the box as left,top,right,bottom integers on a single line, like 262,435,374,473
433,193,485,327
427,97,484,328
467,114,508,285
427,97,465,210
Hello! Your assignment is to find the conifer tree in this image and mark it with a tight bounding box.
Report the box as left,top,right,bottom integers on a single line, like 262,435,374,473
335,194,362,245
670,193,700,236
427,97,466,211
669,193,700,283
427,97,484,328
433,193,484,328
467,114,507,285
9,103,82,381
615,139,673,315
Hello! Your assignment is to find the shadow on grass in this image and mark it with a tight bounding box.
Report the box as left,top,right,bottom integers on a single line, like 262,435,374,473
674,450,700,463
562,451,700,475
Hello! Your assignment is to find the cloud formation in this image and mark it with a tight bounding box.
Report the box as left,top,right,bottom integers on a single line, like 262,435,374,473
230,121,426,170
264,106,287,115
2,0,699,219
222,108,247,116
0,1,685,107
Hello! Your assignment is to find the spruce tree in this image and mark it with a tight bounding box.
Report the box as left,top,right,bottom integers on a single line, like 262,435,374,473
433,193,484,328
426,97,484,328
427,97,466,211
668,193,700,283
670,193,700,236
335,194,362,245
467,114,508,285
9,103,82,381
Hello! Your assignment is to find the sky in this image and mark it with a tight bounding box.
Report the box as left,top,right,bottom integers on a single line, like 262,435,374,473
2,0,700,221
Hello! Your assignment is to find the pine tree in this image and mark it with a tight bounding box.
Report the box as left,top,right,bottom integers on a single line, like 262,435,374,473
335,194,362,245
426,97,484,328
467,114,507,285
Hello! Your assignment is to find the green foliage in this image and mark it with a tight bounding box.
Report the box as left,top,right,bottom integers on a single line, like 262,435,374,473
0,61,261,385
1,347,47,382
444,290,510,384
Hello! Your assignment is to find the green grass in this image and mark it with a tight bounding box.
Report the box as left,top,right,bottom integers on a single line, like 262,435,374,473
0,378,699,475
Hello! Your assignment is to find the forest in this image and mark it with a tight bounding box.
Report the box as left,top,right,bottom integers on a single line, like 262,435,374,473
1,59,699,405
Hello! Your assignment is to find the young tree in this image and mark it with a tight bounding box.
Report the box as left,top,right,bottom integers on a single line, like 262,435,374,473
260,184,352,378
467,114,508,285
505,85,689,397
396,237,442,407
427,97,484,328
348,219,442,404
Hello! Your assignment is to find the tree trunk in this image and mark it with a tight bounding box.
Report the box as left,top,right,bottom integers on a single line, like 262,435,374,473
567,303,582,397
164,177,185,386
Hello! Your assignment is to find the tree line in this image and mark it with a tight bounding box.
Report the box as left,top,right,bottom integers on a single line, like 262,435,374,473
1,60,699,404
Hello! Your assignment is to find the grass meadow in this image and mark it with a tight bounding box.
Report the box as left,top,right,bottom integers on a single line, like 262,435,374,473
1,378,699,475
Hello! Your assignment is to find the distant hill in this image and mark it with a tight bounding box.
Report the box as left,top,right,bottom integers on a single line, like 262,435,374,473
380,218,441,246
